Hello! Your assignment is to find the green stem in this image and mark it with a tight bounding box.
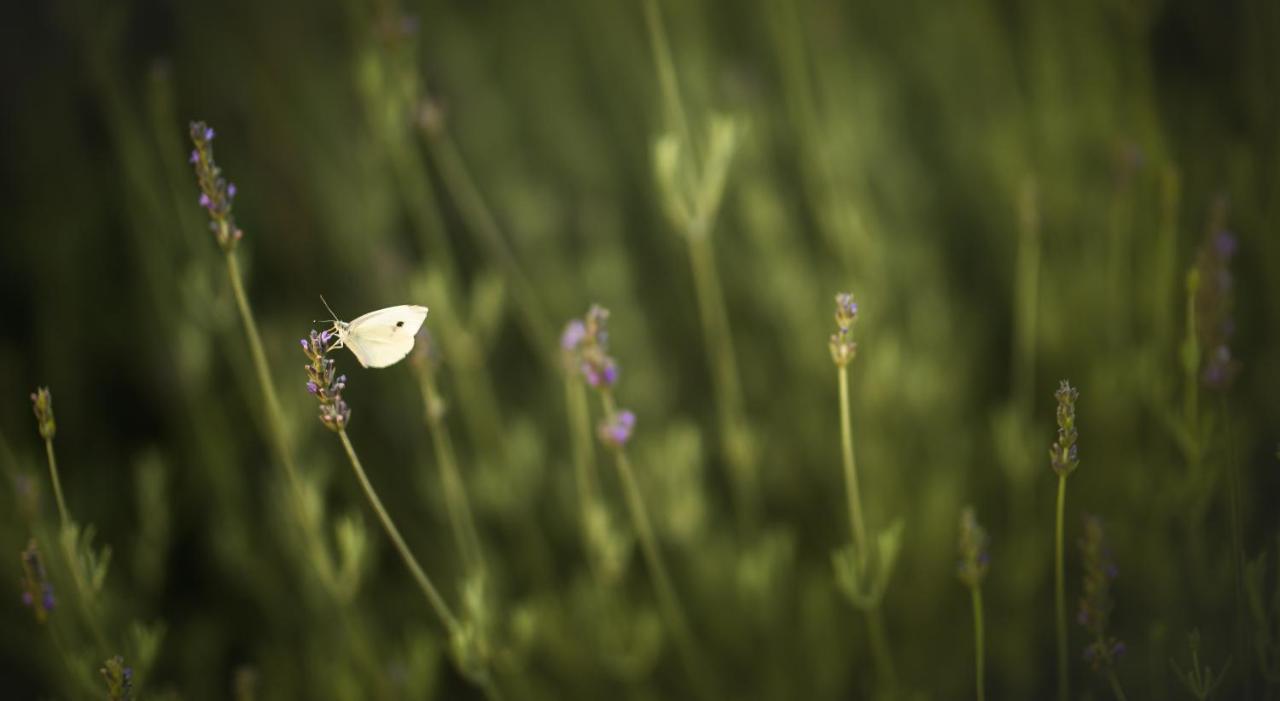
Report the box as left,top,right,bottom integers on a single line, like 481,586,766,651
1106,667,1129,701
224,251,303,495
423,133,555,365
970,585,986,701
866,607,897,693
600,393,713,700
688,234,755,525
565,371,602,563
642,0,699,171
1013,179,1040,419
837,366,868,556
413,361,486,578
224,250,337,587
336,429,458,634
1055,473,1069,701
43,438,70,528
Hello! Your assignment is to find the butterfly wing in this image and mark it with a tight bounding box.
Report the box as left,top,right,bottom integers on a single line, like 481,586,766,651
344,305,429,368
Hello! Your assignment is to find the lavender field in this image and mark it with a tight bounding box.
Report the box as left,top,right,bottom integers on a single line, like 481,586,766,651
1,1,1278,699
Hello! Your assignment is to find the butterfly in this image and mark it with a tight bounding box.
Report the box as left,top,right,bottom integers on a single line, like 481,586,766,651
322,298,429,368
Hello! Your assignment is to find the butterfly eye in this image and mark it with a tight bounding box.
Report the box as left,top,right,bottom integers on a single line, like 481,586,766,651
396,321,405,328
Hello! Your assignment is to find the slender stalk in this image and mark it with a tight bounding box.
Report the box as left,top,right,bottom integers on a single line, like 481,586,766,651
225,251,337,586
1055,473,1069,701
642,0,698,169
565,371,602,562
688,234,754,523
335,429,458,634
36,432,110,654
43,438,70,527
224,251,304,496
423,133,555,364
600,392,713,700
412,361,486,577
970,585,986,701
865,607,897,691
1013,179,1040,419
1105,667,1129,701
837,366,868,557
1220,396,1249,697
838,365,896,690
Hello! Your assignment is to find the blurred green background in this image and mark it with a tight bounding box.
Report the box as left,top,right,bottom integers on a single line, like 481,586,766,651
1,0,1278,698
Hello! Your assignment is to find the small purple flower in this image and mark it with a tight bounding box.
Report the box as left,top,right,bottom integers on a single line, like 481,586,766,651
306,381,318,394
21,590,33,607
199,193,211,209
41,586,54,611
189,149,199,164
300,338,309,351
227,182,237,199
599,410,636,448
561,320,586,351
204,126,215,141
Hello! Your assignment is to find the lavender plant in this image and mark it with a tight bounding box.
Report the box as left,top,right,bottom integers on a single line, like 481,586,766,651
1050,379,1081,701
563,304,713,699
957,507,990,701
1171,630,1230,700
827,292,900,694
645,0,756,528
301,329,502,700
1078,514,1128,700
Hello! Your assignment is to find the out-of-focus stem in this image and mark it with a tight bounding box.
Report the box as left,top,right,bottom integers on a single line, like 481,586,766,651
970,584,986,701
1055,473,1069,701
224,251,337,587
837,366,868,557
565,370,602,562
599,391,714,700
423,132,555,365
413,360,486,577
43,438,70,528
688,234,755,524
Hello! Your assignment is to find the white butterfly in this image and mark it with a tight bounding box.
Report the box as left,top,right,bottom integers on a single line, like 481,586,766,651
323,300,429,368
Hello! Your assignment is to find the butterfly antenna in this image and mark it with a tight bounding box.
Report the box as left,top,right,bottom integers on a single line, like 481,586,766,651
318,294,340,324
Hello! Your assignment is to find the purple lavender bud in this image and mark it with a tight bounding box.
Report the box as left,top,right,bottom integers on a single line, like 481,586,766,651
21,591,32,607
602,362,619,386
199,193,211,208
306,381,318,394
1214,230,1237,258
300,339,309,351
581,362,600,387
561,320,586,351
189,149,199,164
41,588,54,611
204,126,215,141
321,330,333,345
227,182,237,198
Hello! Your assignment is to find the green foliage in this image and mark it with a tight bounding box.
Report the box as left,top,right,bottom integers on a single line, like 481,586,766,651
1,0,1278,698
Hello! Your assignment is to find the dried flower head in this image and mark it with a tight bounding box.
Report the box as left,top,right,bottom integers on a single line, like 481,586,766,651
828,292,859,367
956,506,990,588
563,305,619,388
598,410,637,449
100,655,134,701
188,120,243,251
1078,514,1125,672
302,329,351,431
19,539,55,623
1050,380,1080,477
30,387,55,441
